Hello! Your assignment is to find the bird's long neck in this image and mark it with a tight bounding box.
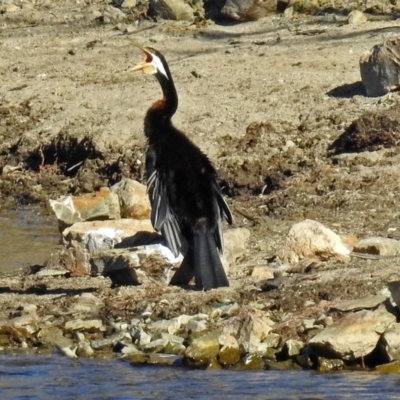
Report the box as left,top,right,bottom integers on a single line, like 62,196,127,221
145,73,178,141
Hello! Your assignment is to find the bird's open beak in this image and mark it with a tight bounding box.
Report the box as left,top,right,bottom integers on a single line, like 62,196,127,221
129,41,156,75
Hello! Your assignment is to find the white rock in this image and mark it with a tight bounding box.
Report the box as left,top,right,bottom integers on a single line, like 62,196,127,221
353,237,400,257
281,219,351,263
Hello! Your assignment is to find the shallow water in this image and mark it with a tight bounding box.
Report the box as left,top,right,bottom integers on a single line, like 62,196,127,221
0,355,400,400
0,208,60,274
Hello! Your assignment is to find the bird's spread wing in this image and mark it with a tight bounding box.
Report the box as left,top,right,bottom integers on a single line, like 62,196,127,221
147,170,182,257
212,180,234,253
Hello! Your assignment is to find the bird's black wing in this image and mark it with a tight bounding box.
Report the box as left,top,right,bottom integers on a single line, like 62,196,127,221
211,179,233,253
147,169,183,257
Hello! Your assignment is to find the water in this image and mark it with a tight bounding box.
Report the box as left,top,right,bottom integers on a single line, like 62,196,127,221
0,355,400,400
0,208,60,274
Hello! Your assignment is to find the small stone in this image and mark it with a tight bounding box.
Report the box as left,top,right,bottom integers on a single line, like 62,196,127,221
251,266,274,280
222,0,275,21
151,0,194,21
91,333,125,350
4,4,19,12
330,294,388,312
318,357,345,372
122,0,137,8
64,319,105,333
354,237,400,257
348,10,367,27
284,339,304,357
147,353,183,366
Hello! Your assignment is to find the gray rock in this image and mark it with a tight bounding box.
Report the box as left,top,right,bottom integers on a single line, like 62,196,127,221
353,237,400,256
360,37,400,97
147,353,183,366
330,294,388,312
309,306,396,360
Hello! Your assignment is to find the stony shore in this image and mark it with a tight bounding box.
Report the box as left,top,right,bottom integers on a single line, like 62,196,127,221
1,0,400,373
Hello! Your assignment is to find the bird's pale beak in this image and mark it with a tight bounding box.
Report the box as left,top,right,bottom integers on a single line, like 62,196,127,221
129,40,156,75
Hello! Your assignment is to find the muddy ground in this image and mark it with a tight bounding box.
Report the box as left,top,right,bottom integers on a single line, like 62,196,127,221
1,2,400,351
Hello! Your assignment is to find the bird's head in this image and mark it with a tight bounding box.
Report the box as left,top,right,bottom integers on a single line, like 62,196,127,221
130,41,170,81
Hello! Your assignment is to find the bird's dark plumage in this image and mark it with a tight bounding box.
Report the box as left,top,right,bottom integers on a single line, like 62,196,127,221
132,45,233,290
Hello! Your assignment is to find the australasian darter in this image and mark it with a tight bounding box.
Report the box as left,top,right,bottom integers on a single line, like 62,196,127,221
131,43,233,290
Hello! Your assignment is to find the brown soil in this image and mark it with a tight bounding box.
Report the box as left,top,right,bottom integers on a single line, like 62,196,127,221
1,2,400,346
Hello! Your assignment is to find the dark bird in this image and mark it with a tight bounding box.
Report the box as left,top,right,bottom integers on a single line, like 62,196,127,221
131,43,233,290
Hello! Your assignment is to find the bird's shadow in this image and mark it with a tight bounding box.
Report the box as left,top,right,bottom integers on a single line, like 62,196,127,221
327,81,366,98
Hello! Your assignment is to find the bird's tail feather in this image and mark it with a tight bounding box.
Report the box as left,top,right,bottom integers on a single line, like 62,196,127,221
193,233,229,290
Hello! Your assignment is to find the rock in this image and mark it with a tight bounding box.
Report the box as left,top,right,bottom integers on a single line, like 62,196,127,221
58,219,157,276
63,219,156,251
309,306,396,360
49,187,121,230
150,0,194,21
330,294,388,312
104,5,127,20
348,10,367,27
360,37,400,97
265,359,299,370
388,281,400,310
224,311,274,354
111,179,150,219
2,4,19,13
281,219,352,263
222,228,250,274
185,331,220,364
8,305,39,335
251,265,275,280
222,0,276,21
64,319,105,333
122,0,137,7
284,339,304,357
376,361,400,374
147,353,183,366
92,244,182,285
76,341,95,357
238,354,265,370
91,333,126,350
218,333,240,366
383,324,400,360
71,293,104,314
38,326,73,350
353,237,400,257
318,357,345,372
